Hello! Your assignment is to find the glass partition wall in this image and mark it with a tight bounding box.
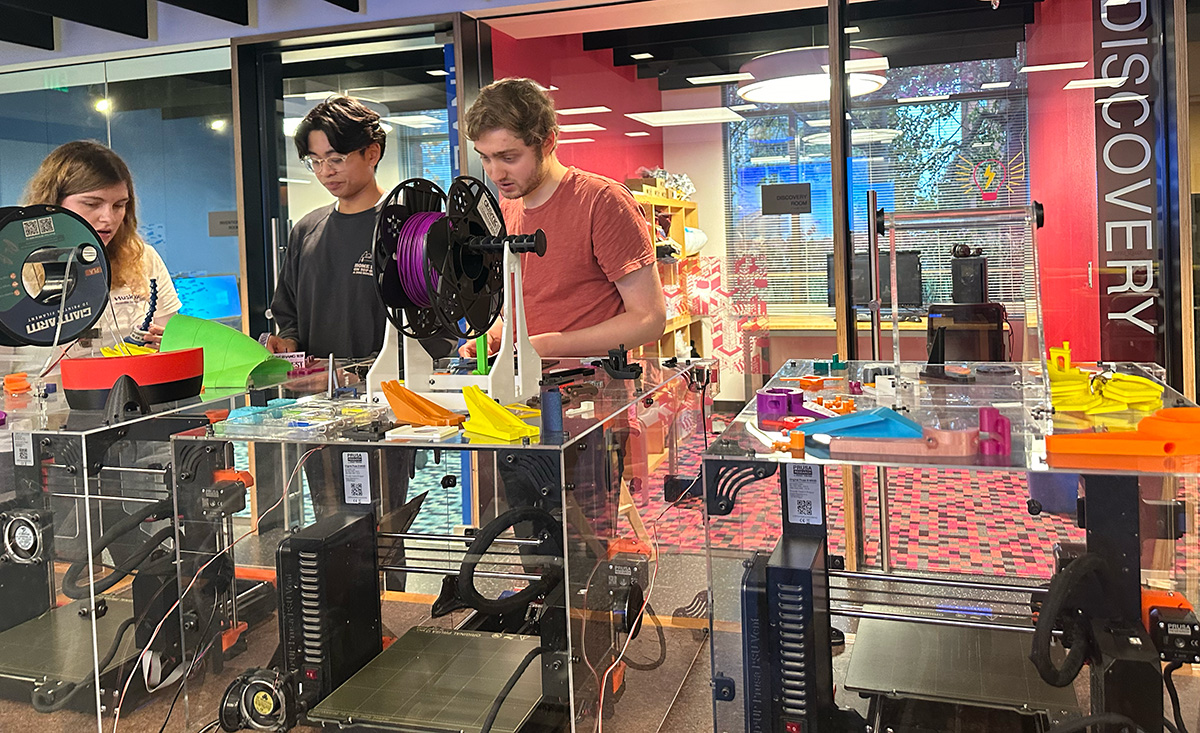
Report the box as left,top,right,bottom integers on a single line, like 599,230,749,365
0,48,241,326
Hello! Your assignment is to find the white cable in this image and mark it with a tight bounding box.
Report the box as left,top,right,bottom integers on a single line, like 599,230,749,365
109,446,323,733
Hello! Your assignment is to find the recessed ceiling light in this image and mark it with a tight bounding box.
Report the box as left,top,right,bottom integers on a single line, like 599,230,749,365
686,72,755,85
806,119,831,127
557,106,612,116
384,114,442,128
631,53,654,60
803,128,901,145
94,98,111,113
728,104,758,111
625,107,745,127
897,94,950,103
981,81,1012,90
557,137,595,144
560,123,605,132
625,131,651,137
210,118,228,131
1096,93,1148,104
844,26,861,34
750,155,790,164
1019,61,1089,73
427,69,449,77
1064,76,1126,89
821,57,890,73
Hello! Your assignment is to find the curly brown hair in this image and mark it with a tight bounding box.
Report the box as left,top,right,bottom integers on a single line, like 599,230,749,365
465,77,558,149
23,140,148,296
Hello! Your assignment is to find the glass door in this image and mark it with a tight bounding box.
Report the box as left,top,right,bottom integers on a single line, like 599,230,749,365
234,20,460,343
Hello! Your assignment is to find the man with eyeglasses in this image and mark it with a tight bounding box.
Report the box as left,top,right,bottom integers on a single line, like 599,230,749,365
266,96,453,362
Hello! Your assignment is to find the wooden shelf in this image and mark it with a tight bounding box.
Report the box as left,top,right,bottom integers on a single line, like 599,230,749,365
632,192,697,209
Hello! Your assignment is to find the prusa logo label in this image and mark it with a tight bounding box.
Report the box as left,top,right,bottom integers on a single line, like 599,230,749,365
22,217,54,238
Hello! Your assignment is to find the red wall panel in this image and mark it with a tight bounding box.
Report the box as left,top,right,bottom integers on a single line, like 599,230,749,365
490,30,665,183
1026,0,1100,359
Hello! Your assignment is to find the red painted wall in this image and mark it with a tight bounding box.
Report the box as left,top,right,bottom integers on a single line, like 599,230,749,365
1027,0,1100,359
490,30,666,183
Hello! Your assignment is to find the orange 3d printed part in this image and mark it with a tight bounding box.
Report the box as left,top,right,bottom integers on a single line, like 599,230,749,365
380,380,464,427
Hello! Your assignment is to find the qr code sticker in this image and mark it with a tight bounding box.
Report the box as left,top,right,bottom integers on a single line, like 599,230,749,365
794,498,813,517
22,217,54,238
348,483,364,497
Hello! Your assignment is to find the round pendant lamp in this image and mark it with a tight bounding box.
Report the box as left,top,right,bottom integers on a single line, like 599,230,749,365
737,46,887,104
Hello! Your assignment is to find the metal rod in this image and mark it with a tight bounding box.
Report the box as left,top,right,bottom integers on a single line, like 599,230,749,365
831,606,1035,634
867,189,881,360
378,531,542,547
829,570,1044,595
379,564,542,581
828,599,1036,622
97,465,171,477
400,554,529,568
47,492,166,504
881,206,1037,232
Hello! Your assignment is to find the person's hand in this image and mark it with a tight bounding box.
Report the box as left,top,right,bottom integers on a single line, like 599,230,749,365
266,334,299,354
142,324,165,348
457,330,503,359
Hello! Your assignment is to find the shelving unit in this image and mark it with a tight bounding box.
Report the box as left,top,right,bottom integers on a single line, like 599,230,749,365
631,190,707,359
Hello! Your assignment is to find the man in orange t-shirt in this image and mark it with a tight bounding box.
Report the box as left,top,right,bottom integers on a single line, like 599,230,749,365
463,77,666,358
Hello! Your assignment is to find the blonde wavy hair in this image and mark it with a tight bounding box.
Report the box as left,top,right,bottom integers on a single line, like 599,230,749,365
23,140,148,296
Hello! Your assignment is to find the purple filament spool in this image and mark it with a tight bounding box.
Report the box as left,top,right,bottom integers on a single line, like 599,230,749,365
396,211,445,307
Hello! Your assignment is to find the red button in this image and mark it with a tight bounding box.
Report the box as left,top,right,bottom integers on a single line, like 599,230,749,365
785,722,802,733
305,668,319,680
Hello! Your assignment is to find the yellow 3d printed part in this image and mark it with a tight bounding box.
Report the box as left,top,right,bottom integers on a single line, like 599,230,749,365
381,380,464,427
462,384,539,441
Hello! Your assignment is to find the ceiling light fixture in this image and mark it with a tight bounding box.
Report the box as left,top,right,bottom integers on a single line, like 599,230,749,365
737,46,887,104
687,72,755,85
844,26,861,34
750,155,790,164
209,118,228,131
803,128,901,145
427,69,449,77
557,137,595,144
557,105,612,116
625,131,651,137
560,123,605,132
1096,93,1148,104
897,94,950,103
821,57,890,74
981,81,1012,89
384,114,442,128
94,98,111,113
625,107,745,127
631,53,654,60
1064,76,1126,90
1019,61,1089,73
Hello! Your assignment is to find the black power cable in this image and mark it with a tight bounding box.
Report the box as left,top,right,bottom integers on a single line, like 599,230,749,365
61,498,175,599
1164,660,1189,733
1045,713,1147,733
622,602,666,672
480,646,544,733
31,616,136,713
1029,553,1108,687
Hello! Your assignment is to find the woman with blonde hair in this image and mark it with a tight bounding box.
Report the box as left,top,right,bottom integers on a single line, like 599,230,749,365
23,140,180,350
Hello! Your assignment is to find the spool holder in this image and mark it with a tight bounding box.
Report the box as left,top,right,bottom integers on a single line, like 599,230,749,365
369,176,545,410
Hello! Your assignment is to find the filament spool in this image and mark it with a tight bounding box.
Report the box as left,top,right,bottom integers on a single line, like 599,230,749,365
0,205,110,347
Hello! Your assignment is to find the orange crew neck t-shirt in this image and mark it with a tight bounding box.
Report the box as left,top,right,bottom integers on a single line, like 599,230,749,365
499,167,655,337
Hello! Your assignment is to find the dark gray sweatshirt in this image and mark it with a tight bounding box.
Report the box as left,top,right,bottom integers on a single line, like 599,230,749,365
271,202,454,361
